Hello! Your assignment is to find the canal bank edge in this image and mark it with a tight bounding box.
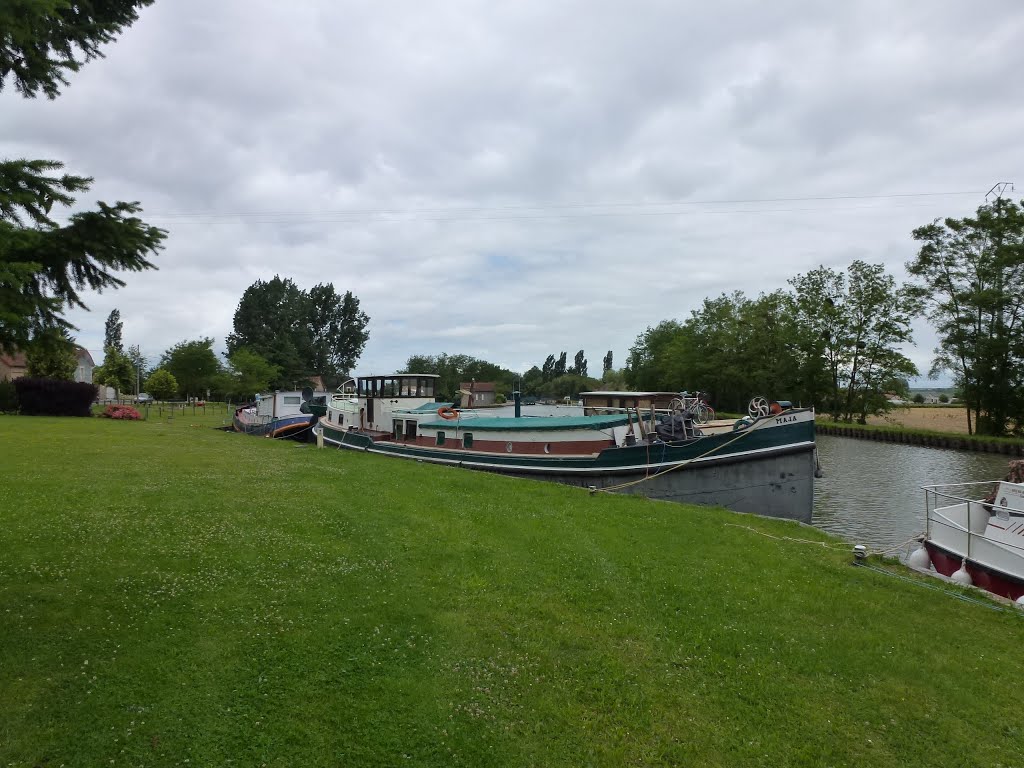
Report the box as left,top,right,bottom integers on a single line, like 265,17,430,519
816,421,1024,455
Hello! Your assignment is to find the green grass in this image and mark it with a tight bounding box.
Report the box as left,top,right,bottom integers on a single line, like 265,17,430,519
1,413,1022,767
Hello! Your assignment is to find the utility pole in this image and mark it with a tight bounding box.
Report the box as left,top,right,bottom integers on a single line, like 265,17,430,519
985,181,1014,203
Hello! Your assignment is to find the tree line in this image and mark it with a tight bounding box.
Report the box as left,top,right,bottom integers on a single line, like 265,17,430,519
89,276,371,401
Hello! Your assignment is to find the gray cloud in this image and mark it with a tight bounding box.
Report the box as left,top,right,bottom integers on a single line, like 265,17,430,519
4,0,1024,384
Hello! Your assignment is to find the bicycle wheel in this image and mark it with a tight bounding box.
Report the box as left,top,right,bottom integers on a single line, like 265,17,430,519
692,403,711,425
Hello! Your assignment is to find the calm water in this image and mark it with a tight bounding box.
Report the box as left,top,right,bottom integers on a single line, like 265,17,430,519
471,405,1014,552
812,435,1011,551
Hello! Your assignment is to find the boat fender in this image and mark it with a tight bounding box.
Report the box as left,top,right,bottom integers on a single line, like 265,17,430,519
1016,595,1024,609
951,560,973,586
437,406,459,420
732,418,753,431
907,545,931,570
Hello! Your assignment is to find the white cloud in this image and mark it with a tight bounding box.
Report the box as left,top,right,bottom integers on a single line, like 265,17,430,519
5,0,1024,388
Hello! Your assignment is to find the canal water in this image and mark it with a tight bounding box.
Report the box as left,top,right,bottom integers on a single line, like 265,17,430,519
812,435,1011,552
472,405,1014,552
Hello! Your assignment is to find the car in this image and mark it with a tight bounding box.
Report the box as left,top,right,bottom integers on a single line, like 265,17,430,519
137,393,153,403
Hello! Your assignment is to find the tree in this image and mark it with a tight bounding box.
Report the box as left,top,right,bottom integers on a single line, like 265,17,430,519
25,327,77,380
94,345,134,397
539,374,600,401
625,320,685,391
144,368,178,401
553,351,567,378
908,197,1024,435
160,338,221,400
225,348,280,400
1,4,164,353
790,261,918,422
839,261,918,423
521,365,544,395
600,367,629,390
104,309,123,353
541,355,556,383
0,162,165,352
227,276,369,388
126,343,146,394
789,267,849,416
307,283,370,383
1,1,156,99
571,350,587,378
602,350,613,374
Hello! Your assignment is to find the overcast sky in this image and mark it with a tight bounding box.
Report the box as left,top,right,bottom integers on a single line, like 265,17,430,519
4,0,1024,385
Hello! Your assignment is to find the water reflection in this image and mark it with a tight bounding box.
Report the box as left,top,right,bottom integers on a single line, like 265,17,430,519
812,435,1012,551
471,406,1014,552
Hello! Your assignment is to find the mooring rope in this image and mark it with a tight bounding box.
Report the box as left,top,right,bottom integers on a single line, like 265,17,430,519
595,416,768,493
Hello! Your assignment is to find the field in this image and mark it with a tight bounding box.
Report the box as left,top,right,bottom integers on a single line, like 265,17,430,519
867,406,971,433
2,411,1023,767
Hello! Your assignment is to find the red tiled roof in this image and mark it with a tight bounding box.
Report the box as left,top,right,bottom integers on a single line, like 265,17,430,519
0,352,28,368
461,381,496,392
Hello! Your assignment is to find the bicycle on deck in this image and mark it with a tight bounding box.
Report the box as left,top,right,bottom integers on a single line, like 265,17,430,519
667,392,715,425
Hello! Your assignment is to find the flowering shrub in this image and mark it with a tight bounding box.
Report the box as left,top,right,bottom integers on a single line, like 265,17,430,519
100,404,142,420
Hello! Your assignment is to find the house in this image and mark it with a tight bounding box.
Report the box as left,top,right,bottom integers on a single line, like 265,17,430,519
460,381,497,407
74,346,95,384
0,351,28,381
0,345,95,383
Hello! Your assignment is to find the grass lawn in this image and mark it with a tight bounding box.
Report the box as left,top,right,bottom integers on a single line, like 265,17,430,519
1,411,1022,767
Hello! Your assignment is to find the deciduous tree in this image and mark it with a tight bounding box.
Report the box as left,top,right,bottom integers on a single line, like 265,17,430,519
572,350,587,378
908,197,1024,435
160,339,221,400
225,348,280,400
104,309,123,353
94,345,134,397
227,276,369,388
25,327,77,380
144,368,178,401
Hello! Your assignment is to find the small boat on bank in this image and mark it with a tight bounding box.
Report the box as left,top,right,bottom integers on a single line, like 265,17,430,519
233,388,327,440
313,373,817,522
917,462,1024,601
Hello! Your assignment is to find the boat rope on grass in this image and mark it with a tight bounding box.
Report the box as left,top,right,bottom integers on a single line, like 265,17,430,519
852,561,1023,615
723,523,853,551
726,524,1022,614
595,417,765,493
724,524,925,559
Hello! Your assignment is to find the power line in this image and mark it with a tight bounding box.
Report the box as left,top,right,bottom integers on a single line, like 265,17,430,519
128,189,981,222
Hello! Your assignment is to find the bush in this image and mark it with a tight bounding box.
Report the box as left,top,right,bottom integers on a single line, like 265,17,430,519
912,393,926,404
100,404,141,420
13,377,98,417
938,394,950,403
0,377,17,412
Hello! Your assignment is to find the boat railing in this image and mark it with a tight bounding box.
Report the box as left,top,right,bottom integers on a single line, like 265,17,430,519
922,481,1003,563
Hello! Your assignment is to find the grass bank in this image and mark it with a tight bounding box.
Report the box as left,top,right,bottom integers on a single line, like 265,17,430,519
1,413,1022,767
816,417,1024,455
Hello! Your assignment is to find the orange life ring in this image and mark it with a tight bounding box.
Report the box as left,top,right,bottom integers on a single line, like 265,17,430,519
437,406,459,420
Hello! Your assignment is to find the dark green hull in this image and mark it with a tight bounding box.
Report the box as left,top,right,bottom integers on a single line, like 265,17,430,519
317,412,816,522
